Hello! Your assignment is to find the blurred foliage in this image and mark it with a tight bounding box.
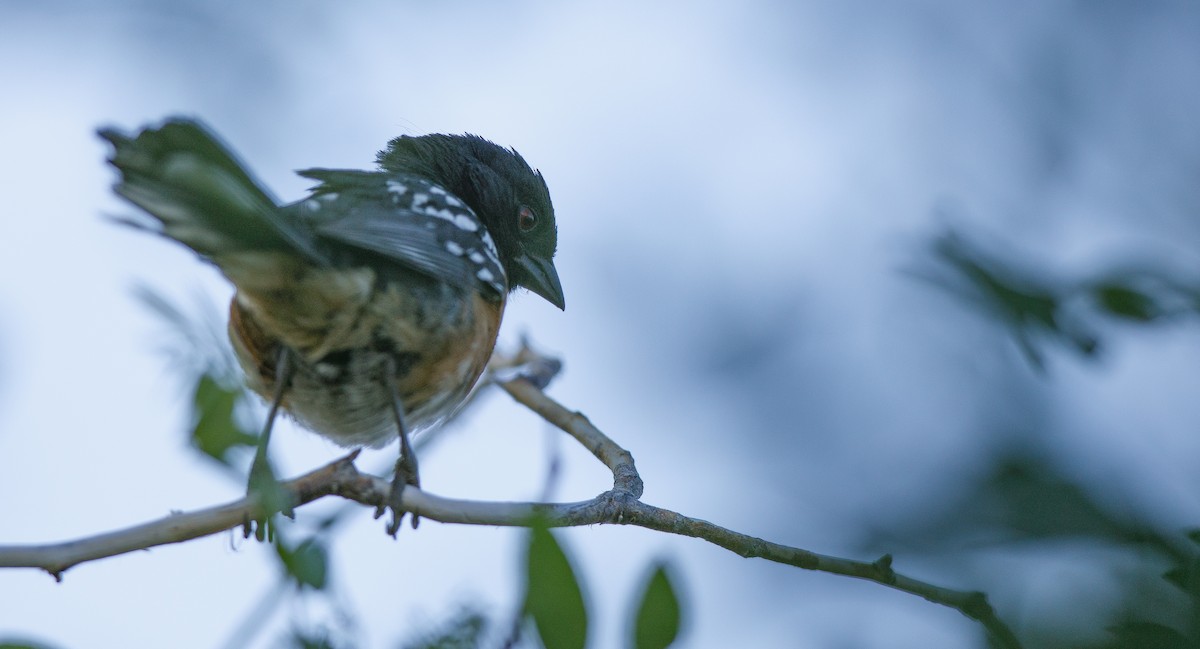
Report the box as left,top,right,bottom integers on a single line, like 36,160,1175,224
275,536,330,591
189,362,292,541
915,229,1200,370
286,629,353,649
888,456,1163,545
867,452,1200,648
395,608,488,649
0,641,65,649
890,226,1200,647
264,526,684,649
190,373,257,465
519,524,685,649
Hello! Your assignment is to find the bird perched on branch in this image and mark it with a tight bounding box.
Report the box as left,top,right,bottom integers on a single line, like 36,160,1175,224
100,117,564,535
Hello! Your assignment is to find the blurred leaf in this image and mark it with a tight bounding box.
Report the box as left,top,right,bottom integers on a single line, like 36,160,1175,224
982,460,1135,540
867,455,1170,552
633,563,681,649
191,374,257,464
1163,567,1190,593
868,454,1200,649
917,230,1099,369
924,231,1057,326
920,229,1200,374
524,525,587,649
1162,552,1200,597
1094,283,1159,321
398,607,488,649
1106,621,1190,649
0,641,64,649
286,629,345,649
275,537,329,590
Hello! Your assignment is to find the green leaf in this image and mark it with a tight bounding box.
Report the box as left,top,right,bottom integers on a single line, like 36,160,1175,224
524,525,587,649
275,537,329,590
633,563,681,649
1095,283,1159,321
191,374,256,463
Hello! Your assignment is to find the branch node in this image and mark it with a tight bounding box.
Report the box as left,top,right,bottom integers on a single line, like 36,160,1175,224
871,554,896,583
598,489,641,524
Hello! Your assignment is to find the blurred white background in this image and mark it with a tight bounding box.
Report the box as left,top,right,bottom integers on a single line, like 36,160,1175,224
1,1,1199,647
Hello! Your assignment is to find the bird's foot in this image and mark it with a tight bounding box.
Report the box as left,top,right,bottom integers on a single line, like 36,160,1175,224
375,452,421,537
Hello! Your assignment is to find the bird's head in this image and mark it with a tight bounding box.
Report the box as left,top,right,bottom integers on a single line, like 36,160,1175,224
378,134,564,310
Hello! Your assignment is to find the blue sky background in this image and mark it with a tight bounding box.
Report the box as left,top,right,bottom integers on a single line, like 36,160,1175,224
1,2,1199,647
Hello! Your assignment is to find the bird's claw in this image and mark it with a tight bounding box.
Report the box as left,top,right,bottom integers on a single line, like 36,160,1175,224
375,454,421,537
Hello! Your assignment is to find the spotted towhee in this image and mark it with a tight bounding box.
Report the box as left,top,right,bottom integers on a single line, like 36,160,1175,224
100,118,564,534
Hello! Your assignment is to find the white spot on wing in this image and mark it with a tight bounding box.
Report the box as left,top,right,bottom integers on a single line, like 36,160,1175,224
304,199,321,212
477,268,495,282
480,230,499,257
414,202,480,232
445,241,464,255
452,214,478,231
386,180,407,195
468,251,484,263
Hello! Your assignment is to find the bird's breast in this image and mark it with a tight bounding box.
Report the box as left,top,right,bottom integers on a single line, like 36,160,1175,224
229,265,505,448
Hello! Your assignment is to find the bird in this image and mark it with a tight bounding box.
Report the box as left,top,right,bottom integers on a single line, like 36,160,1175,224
99,117,564,535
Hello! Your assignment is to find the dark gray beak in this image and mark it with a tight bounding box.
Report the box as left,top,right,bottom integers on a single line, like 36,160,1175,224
515,254,565,310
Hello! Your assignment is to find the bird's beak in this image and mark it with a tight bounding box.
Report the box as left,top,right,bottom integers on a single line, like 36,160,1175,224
515,254,565,310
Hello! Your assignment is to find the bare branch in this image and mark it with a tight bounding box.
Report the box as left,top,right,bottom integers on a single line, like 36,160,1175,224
0,346,1022,649
0,452,371,579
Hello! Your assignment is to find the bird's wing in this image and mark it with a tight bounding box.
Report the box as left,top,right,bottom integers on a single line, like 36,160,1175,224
100,118,328,264
295,168,507,298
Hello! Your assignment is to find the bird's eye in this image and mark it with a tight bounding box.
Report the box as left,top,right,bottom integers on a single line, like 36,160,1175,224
518,205,538,233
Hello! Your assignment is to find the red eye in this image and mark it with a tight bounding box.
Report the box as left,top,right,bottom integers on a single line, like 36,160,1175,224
518,205,538,232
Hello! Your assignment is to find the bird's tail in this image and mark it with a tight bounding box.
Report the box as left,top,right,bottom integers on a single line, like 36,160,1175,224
99,118,323,264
